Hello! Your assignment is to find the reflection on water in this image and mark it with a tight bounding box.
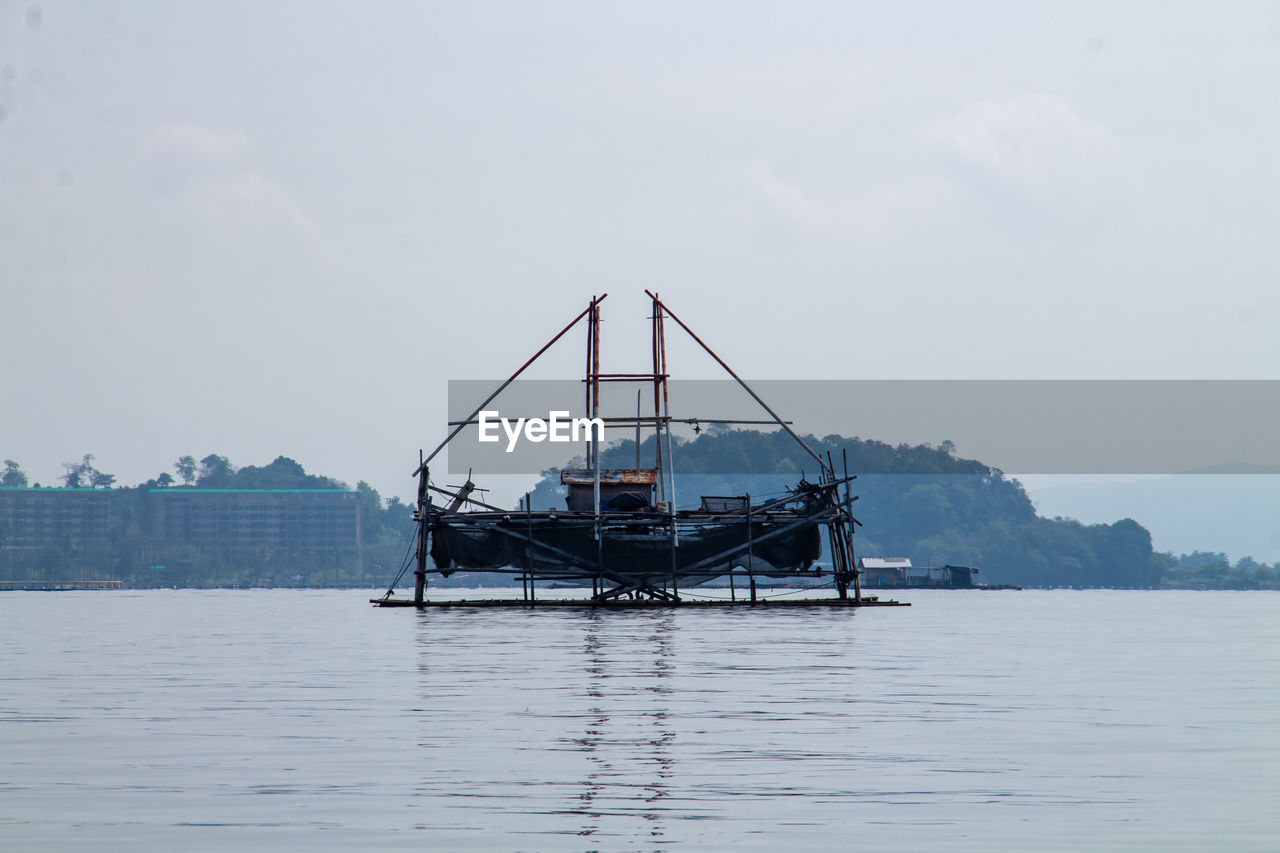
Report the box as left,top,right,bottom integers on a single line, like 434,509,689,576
413,608,680,849
570,610,677,843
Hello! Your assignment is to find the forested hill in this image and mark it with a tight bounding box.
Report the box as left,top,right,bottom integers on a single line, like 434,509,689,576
524,429,1275,589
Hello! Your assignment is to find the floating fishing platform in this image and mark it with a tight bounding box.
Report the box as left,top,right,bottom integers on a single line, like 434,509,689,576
374,292,906,610
372,595,908,608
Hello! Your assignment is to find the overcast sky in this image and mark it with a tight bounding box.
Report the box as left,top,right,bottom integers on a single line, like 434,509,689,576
2,1,1277,507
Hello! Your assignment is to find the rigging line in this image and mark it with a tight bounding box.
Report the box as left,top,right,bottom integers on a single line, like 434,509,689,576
675,580,837,601
759,581,838,598
643,290,828,474
414,294,608,475
381,517,422,596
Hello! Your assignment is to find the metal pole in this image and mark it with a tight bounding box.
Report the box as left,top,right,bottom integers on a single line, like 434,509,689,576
585,295,595,465
746,492,755,602
635,389,642,469
651,295,666,506
592,299,601,528
656,299,677,531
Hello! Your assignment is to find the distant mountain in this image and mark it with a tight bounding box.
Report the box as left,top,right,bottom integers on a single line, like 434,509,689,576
525,429,1173,588
1024,474,1280,563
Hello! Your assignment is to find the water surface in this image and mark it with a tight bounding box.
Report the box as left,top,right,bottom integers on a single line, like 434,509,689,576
2,589,1276,850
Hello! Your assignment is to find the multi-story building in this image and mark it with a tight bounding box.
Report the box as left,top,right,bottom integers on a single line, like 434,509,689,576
0,487,114,550
0,487,362,577
148,488,361,571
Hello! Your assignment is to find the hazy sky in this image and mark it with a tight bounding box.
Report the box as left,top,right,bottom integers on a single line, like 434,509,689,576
2,1,1277,506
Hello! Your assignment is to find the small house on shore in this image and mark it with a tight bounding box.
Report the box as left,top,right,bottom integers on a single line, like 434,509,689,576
859,556,979,588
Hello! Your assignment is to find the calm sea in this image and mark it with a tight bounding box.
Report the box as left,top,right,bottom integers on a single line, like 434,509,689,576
1,589,1276,851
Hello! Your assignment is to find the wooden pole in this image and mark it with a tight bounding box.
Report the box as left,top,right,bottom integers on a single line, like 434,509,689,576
843,448,862,603
525,493,535,604
413,457,429,607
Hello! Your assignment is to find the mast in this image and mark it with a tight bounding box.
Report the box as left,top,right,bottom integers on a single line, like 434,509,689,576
590,296,602,534
654,294,678,545
653,293,680,597
651,296,666,505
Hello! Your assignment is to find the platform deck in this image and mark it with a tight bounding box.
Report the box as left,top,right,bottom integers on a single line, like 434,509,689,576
371,596,908,608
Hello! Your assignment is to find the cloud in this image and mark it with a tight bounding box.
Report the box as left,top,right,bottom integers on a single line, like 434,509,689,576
745,161,955,242
183,171,315,236
137,123,314,238
930,93,1123,203
144,123,250,160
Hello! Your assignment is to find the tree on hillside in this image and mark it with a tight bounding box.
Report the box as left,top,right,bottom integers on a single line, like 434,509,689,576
2,459,28,488
197,454,235,487
60,454,116,489
61,462,83,488
89,469,116,489
175,455,197,486
231,456,344,490
61,454,95,488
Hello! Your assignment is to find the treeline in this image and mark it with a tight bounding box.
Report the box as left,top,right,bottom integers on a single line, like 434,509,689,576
5,440,1278,589
1159,551,1280,590
523,428,1280,590
1,455,417,588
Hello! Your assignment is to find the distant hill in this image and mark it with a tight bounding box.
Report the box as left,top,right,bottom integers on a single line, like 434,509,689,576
1025,474,1280,564
523,429,1277,589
